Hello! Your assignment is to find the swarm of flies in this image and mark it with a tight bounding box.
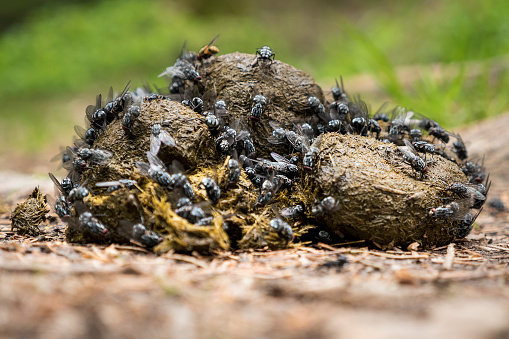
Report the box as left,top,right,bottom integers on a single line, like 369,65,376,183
49,39,488,248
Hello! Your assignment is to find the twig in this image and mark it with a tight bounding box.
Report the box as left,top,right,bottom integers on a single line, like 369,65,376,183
165,253,209,268
443,243,455,270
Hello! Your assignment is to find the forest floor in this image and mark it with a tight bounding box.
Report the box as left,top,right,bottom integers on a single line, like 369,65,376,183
0,113,508,339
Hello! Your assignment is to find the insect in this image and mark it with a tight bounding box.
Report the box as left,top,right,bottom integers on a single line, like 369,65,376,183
285,127,308,153
451,133,468,161
103,82,132,121
462,157,486,184
48,195,72,218
190,97,204,114
399,139,428,177
176,197,192,209
269,217,293,242
256,172,282,207
200,177,221,204
312,196,340,216
227,155,241,187
250,94,267,121
62,151,87,181
255,46,276,65
387,107,413,143
135,152,173,189
215,126,237,155
267,121,292,145
68,183,90,204
48,172,75,197
117,220,163,249
215,100,229,118
471,175,491,209
74,125,98,147
412,141,435,160
174,202,211,225
428,126,450,144
197,35,220,61
454,208,483,239
367,119,382,139
202,111,223,132
236,130,257,158
308,96,326,116
275,174,292,190
409,128,422,142
122,104,141,132
159,58,202,83
50,146,75,170
76,147,113,166
167,160,195,200
372,102,390,122
281,204,304,219
348,100,370,136
65,202,109,237
331,77,348,102
270,152,299,178
302,135,322,171
429,201,462,219
317,104,343,133
448,182,486,203
85,93,107,130
150,123,175,155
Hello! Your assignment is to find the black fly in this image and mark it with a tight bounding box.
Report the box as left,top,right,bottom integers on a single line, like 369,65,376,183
399,139,428,177
150,123,175,155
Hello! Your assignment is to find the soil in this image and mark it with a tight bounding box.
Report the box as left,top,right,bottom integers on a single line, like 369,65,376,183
0,113,508,338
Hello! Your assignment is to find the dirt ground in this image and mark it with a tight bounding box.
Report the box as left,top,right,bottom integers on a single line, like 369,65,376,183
1,113,509,339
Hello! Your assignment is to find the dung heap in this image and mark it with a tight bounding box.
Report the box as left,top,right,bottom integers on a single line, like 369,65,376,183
11,187,49,237
47,40,489,252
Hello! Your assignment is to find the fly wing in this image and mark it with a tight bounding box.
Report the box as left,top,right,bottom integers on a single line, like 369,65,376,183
267,135,287,145
95,180,122,188
74,125,87,140
95,94,102,110
93,149,113,165
146,151,166,171
135,161,150,175
48,172,65,196
403,138,419,156
270,152,290,164
150,134,161,155
286,131,304,152
106,86,114,103
159,66,185,79
268,120,282,131
159,130,175,148
86,105,96,122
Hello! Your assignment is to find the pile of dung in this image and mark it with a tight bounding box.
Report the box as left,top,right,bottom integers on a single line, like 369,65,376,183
46,41,489,253
11,187,50,237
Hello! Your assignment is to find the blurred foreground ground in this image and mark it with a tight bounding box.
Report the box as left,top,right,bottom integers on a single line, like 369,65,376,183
0,114,508,338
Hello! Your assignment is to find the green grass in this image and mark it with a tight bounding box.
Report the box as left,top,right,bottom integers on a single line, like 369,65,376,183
1,0,509,154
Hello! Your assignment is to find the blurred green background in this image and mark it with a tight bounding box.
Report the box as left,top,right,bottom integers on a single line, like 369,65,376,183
1,0,509,168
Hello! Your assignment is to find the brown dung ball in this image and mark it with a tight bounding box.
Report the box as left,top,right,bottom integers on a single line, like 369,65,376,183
85,99,219,185
198,52,325,158
309,133,468,249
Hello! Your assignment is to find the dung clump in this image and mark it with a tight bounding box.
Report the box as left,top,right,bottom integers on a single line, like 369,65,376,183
197,52,325,158
310,133,467,249
11,187,50,237
48,40,489,253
